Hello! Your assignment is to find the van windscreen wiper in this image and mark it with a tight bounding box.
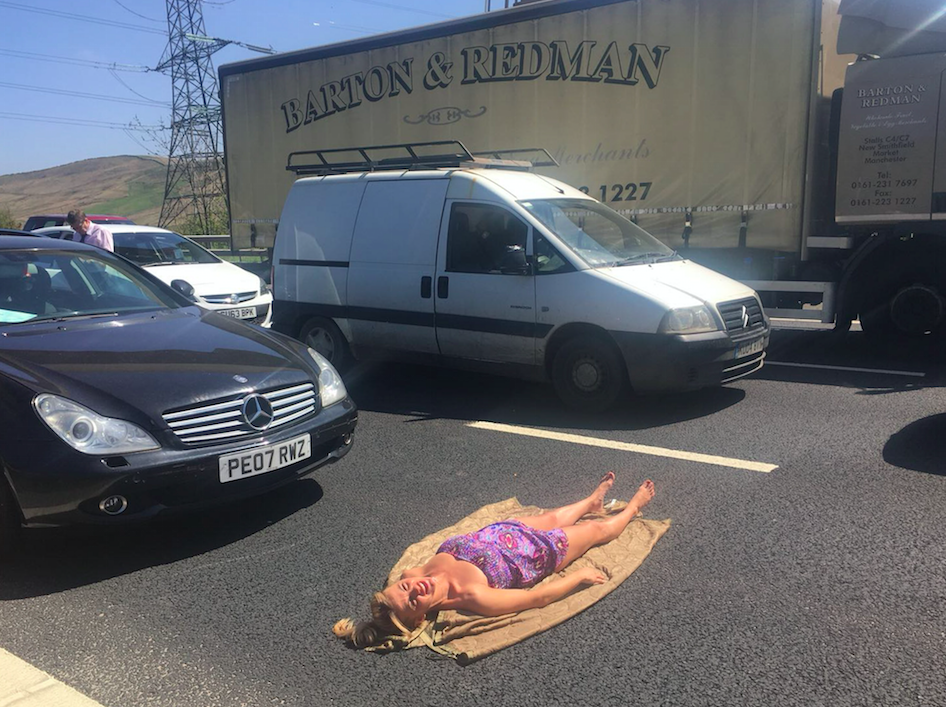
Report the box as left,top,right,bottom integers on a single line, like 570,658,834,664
612,251,678,266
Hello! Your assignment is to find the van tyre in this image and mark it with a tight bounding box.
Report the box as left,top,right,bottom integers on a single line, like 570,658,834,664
0,478,21,560
552,336,626,412
299,317,350,369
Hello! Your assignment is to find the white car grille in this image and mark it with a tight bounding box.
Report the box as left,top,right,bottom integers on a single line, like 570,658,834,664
162,383,318,445
203,290,258,304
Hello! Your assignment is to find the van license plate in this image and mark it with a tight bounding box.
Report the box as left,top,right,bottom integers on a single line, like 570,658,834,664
221,306,256,320
218,434,311,483
734,338,764,359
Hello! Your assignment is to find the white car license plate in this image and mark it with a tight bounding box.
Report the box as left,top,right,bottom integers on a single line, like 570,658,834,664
218,433,312,483
221,306,257,320
734,337,765,359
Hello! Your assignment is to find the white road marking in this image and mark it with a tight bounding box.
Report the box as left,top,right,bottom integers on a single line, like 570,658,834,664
468,421,778,473
0,648,105,707
766,361,926,378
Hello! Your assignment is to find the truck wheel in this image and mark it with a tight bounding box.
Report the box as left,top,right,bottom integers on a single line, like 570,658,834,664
299,317,350,369
0,478,22,560
551,336,626,412
861,283,946,341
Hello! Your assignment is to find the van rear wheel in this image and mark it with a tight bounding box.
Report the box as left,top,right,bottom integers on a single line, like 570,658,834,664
299,317,350,369
551,336,626,412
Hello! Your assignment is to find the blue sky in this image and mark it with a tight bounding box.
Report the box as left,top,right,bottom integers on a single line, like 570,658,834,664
0,0,493,175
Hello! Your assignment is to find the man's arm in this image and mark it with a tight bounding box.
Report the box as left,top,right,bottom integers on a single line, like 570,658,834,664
459,567,606,617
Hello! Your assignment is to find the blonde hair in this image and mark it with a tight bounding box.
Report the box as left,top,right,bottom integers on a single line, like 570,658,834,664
333,591,412,649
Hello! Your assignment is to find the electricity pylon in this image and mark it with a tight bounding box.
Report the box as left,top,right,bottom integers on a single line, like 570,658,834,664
155,0,272,233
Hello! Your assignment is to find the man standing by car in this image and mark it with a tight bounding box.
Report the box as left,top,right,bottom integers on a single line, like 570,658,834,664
66,209,114,252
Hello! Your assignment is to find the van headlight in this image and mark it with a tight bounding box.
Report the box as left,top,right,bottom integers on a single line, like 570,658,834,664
33,394,160,455
307,348,347,407
658,306,718,334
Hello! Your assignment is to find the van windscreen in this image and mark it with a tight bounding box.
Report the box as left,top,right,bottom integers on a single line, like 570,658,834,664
521,199,676,268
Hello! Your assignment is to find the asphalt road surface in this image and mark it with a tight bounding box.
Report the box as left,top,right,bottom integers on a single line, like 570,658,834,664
1,327,944,707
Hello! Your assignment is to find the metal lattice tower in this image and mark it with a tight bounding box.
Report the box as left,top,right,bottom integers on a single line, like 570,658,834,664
155,0,227,232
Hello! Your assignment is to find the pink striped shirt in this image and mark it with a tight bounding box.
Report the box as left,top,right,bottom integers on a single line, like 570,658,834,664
74,222,114,252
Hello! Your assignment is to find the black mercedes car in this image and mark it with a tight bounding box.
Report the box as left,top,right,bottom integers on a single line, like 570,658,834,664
0,237,357,553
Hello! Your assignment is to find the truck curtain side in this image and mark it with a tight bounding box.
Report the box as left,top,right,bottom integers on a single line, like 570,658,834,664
221,0,946,340
220,0,819,270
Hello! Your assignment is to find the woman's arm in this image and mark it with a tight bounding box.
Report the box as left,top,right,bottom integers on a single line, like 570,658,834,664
458,567,606,617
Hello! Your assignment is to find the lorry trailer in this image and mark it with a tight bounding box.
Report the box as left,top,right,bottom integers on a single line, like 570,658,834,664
219,0,946,342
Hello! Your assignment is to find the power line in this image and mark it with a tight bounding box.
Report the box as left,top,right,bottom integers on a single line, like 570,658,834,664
0,1,167,35
0,80,169,107
111,0,164,23
0,48,152,72
109,69,168,104
0,112,165,131
347,0,456,19
314,21,383,35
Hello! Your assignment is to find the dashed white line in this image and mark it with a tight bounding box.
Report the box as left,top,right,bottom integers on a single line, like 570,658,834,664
766,361,926,377
468,421,778,473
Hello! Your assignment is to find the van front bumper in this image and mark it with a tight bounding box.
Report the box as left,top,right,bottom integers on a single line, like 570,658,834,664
610,326,769,393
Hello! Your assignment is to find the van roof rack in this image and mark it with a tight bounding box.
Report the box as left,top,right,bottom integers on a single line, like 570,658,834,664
470,148,558,168
286,141,558,176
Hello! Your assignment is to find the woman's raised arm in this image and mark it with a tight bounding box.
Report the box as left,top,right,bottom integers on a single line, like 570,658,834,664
459,567,606,617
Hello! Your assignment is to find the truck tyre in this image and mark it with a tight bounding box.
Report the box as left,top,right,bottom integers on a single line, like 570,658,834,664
552,336,627,412
0,478,21,560
299,317,350,370
860,282,946,341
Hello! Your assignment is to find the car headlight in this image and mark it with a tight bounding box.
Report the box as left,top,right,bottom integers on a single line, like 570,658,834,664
658,305,718,334
33,394,160,455
307,348,347,407
258,276,271,297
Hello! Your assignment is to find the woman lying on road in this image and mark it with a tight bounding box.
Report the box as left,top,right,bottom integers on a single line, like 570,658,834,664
334,472,655,648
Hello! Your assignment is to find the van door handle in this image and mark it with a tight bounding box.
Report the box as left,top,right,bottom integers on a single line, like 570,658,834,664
420,276,432,299
437,276,449,299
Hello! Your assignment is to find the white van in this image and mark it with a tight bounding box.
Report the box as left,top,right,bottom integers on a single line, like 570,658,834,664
272,147,769,410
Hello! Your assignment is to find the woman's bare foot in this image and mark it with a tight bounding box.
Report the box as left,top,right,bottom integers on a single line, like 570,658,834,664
627,479,655,514
589,471,616,513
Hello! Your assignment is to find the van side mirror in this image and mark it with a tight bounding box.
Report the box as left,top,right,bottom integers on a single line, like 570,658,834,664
499,246,530,275
170,278,197,301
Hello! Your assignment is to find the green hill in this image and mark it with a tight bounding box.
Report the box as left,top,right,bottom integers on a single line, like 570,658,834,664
0,155,168,229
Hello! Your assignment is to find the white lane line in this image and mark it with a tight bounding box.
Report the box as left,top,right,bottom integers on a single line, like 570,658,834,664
0,648,105,707
468,421,778,473
766,361,926,378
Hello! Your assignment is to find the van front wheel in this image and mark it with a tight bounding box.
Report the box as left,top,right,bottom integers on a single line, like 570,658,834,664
299,317,350,370
551,336,626,412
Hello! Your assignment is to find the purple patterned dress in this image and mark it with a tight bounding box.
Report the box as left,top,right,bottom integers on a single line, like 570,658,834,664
437,520,569,589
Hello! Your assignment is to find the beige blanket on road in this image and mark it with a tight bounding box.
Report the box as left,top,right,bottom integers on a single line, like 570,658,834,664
367,498,671,664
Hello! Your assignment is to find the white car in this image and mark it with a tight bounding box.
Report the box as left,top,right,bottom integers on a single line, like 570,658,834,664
33,225,272,327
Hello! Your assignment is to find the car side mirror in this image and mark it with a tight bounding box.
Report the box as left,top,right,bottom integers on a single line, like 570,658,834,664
499,246,530,275
170,279,197,301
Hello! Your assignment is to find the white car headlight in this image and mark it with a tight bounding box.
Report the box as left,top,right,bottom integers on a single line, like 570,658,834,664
33,394,160,455
307,348,347,407
658,305,718,334
258,276,272,298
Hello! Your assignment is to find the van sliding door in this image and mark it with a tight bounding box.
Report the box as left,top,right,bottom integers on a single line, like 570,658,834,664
346,178,448,354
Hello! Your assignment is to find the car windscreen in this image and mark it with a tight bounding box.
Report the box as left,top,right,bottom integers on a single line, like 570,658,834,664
520,198,675,267
0,249,183,325
113,231,219,266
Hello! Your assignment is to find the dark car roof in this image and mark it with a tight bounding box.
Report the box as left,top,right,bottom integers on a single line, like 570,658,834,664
21,214,135,230
0,228,44,238
25,214,131,221
0,235,89,249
